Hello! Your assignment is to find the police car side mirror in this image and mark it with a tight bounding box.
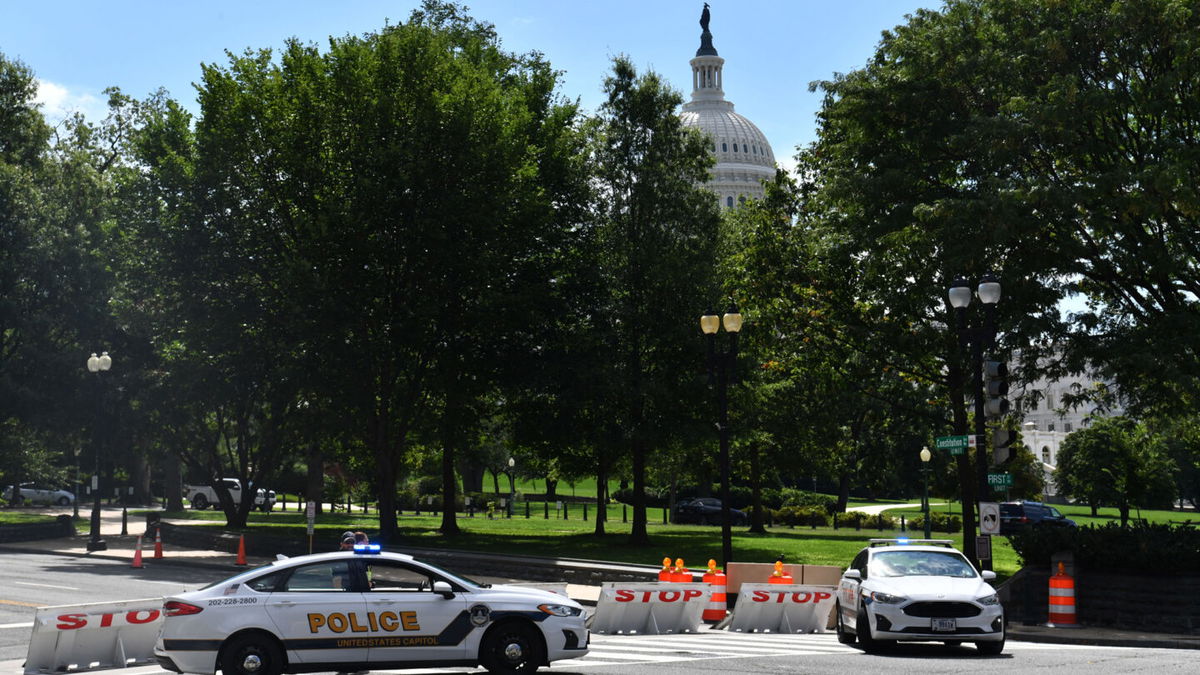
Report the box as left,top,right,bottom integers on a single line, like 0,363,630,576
432,581,454,599
842,569,862,581
981,570,997,582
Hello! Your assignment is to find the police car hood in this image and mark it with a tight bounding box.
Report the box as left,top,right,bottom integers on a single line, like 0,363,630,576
483,584,578,605
872,576,992,600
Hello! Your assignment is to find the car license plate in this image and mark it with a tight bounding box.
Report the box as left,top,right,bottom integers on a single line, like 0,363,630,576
932,618,957,632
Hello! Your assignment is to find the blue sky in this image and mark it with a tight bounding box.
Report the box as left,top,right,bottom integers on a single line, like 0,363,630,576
5,0,937,170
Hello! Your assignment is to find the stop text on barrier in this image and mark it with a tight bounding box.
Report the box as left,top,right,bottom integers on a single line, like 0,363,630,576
55,610,162,630
748,590,832,604
613,589,705,603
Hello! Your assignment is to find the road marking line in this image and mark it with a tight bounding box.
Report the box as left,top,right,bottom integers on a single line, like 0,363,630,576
0,598,40,608
14,581,78,590
0,621,33,628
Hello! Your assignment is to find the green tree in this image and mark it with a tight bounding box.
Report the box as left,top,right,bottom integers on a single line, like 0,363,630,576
1056,416,1177,525
589,56,721,545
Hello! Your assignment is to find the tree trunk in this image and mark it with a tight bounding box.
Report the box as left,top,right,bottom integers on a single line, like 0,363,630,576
492,471,500,496
748,444,766,534
165,453,184,511
545,478,558,502
629,436,649,544
837,472,850,513
594,451,607,536
440,442,459,534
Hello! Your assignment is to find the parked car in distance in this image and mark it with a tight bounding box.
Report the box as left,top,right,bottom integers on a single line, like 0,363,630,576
672,497,748,526
184,478,276,512
1,482,75,506
998,500,1076,534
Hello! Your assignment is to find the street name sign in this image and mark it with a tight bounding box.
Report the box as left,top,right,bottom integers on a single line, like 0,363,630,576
987,473,1013,488
936,435,968,455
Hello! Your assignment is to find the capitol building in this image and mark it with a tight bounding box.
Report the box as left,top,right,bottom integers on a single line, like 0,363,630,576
679,6,777,208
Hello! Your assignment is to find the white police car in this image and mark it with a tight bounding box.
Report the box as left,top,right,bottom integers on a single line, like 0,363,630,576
153,546,588,675
834,539,1005,655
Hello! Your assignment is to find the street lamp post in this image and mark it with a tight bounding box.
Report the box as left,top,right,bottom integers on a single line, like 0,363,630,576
507,457,515,518
920,445,932,539
86,351,112,552
948,276,1001,570
701,303,742,567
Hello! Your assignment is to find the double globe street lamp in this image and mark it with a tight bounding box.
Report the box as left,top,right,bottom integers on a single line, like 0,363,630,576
86,351,112,552
948,275,1001,570
700,304,742,566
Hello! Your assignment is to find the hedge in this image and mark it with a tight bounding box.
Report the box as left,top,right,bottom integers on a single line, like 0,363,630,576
1007,521,1200,574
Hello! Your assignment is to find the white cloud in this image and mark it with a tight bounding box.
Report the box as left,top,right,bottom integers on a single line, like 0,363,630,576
34,79,108,125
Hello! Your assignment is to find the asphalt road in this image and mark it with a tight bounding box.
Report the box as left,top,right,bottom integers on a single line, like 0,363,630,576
0,552,1194,674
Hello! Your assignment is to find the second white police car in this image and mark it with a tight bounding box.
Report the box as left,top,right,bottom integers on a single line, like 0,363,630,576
153,545,588,675
835,538,1005,655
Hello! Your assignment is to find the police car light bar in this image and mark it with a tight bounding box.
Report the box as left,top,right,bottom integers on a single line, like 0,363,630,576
353,544,381,554
869,538,955,548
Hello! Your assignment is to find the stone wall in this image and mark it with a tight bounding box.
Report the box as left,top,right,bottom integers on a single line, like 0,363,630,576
999,565,1200,634
0,514,75,542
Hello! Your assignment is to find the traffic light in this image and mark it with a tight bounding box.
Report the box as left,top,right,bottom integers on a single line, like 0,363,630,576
992,428,1015,465
983,360,1009,418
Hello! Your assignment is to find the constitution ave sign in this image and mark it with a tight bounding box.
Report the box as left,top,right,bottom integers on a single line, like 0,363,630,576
935,435,969,455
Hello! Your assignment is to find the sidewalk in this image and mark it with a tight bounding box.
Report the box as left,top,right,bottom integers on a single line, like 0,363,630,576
2,507,1196,650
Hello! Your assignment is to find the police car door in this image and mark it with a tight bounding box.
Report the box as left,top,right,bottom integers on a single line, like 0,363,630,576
362,559,468,666
264,559,368,667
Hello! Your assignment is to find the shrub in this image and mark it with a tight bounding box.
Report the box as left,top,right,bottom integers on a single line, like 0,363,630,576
1008,521,1200,574
909,512,962,534
772,505,830,527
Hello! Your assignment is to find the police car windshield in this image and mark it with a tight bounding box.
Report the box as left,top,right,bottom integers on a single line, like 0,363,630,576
870,550,977,578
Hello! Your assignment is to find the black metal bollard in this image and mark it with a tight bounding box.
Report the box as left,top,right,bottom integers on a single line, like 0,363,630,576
767,510,773,528
623,504,628,523
663,507,668,524
544,501,549,519
583,503,588,520
469,505,475,518
121,507,128,535
878,513,884,531
901,515,906,531
363,499,369,515
564,502,569,520
525,501,530,518
834,512,839,529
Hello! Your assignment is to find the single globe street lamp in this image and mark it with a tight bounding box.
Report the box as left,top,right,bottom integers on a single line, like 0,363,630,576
701,303,742,567
920,445,932,539
507,457,515,518
86,351,112,552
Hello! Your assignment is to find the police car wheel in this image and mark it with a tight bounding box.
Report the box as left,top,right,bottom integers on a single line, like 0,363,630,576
856,603,884,653
835,602,855,644
220,632,284,675
480,622,543,674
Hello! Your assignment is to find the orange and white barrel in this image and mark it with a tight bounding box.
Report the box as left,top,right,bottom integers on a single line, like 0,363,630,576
672,558,693,583
1047,562,1078,627
702,559,727,623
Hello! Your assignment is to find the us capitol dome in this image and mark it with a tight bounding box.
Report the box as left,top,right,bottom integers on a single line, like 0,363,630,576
679,5,776,208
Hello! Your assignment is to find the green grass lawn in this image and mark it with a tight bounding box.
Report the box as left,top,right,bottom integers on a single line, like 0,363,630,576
154,500,1024,582
0,510,61,525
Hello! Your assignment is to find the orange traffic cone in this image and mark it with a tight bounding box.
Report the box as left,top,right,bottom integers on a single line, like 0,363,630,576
236,534,247,566
131,535,144,569
153,527,164,559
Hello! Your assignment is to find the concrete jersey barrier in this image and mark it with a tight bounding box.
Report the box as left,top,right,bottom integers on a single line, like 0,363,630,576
25,598,164,674
590,582,712,635
727,584,837,634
